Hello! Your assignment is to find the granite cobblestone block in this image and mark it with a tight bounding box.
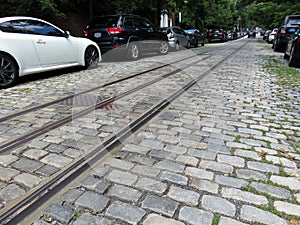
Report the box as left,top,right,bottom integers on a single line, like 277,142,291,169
141,194,179,217
135,177,167,194
221,187,268,205
106,201,146,224
167,186,200,206
44,203,74,224
178,206,213,225
240,205,287,225
107,184,142,202
143,214,184,225
201,195,236,216
106,169,138,186
75,191,109,212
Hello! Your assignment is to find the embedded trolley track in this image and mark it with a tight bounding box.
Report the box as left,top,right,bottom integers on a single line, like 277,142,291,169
0,43,236,124
0,43,239,155
0,39,250,225
0,55,212,155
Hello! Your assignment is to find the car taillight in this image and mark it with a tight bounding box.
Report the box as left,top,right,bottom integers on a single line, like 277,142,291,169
298,37,300,43
83,30,88,36
107,27,122,34
280,28,286,35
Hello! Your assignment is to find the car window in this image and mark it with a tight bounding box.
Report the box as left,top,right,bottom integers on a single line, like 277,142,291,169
173,27,179,34
0,20,27,33
178,28,186,35
91,16,120,27
123,17,134,28
287,16,300,25
134,17,155,32
23,20,65,36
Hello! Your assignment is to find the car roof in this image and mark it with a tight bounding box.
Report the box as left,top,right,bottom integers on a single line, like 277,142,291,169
0,16,42,23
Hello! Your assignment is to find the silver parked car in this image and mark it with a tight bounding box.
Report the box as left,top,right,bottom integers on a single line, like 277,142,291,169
159,26,190,51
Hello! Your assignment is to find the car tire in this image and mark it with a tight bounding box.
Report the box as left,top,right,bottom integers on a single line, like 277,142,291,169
175,42,180,51
201,41,205,46
186,41,190,49
0,53,18,89
159,41,168,55
84,46,99,69
127,42,140,60
194,40,198,47
288,45,300,67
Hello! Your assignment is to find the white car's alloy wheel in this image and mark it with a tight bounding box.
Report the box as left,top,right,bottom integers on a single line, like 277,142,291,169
0,54,18,88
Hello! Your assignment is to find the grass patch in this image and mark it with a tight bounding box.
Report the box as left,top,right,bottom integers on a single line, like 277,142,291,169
260,204,285,217
212,214,220,225
242,185,282,201
72,211,82,221
260,55,300,87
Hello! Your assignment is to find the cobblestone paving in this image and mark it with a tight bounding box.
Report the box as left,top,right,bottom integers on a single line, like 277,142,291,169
1,38,299,225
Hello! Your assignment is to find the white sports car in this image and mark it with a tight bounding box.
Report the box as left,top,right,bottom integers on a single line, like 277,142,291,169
0,16,101,88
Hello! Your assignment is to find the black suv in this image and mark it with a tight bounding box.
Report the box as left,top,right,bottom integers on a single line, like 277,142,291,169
273,15,300,52
83,14,168,60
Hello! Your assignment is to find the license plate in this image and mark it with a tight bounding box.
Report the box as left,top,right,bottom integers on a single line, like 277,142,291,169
94,32,102,38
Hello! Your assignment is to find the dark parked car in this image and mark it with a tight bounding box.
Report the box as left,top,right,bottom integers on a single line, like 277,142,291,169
284,26,300,67
247,30,256,38
184,29,205,47
159,26,190,51
263,30,271,41
273,15,300,52
207,29,226,42
83,14,168,60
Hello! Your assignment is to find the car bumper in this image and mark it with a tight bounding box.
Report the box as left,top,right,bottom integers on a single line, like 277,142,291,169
168,40,176,48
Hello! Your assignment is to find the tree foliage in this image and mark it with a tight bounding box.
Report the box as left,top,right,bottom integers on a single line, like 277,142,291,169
1,0,300,31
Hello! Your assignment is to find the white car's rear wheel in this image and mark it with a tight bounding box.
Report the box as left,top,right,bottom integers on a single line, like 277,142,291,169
0,53,18,89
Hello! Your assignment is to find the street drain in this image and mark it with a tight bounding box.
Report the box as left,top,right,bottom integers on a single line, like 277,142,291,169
60,94,120,111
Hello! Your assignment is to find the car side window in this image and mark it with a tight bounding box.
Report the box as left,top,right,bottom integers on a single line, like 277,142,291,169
123,17,134,28
23,20,65,37
179,28,186,35
134,17,154,32
0,20,27,34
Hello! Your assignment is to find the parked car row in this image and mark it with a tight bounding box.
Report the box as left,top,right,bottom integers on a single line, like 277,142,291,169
207,29,246,42
2,13,234,88
264,15,300,68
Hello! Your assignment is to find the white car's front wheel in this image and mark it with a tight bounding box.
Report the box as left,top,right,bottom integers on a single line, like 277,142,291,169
0,53,18,89
84,46,100,69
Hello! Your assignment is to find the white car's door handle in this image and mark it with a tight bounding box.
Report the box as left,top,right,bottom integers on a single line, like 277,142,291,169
36,39,46,44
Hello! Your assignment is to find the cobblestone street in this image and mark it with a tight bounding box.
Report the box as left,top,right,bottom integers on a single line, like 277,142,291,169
0,37,299,225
